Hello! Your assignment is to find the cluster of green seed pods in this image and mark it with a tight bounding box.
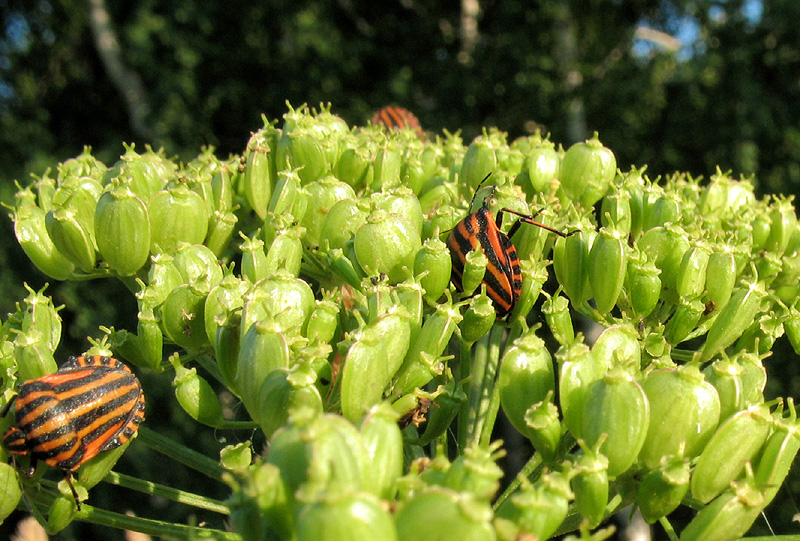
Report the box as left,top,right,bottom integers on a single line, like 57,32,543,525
4,102,800,539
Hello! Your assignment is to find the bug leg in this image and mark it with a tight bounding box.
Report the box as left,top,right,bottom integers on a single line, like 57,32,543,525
63,473,82,511
498,207,573,238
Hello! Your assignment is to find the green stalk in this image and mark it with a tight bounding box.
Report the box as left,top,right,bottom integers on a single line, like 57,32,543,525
492,451,544,511
81,505,240,539
137,427,227,482
103,471,230,514
475,325,505,447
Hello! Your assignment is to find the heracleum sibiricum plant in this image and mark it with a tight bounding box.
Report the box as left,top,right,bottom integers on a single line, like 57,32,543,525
2,102,800,540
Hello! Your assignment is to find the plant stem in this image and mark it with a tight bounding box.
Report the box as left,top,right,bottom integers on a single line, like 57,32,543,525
103,471,230,514
137,426,227,482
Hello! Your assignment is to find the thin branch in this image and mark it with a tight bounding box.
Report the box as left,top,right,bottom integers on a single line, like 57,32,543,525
87,0,152,140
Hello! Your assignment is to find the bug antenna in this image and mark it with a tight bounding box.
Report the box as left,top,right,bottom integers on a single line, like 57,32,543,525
470,172,494,209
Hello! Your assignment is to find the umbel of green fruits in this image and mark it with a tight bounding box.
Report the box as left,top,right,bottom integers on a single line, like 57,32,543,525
4,102,800,541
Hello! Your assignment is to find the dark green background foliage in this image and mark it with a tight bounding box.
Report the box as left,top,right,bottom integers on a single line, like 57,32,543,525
1,0,800,538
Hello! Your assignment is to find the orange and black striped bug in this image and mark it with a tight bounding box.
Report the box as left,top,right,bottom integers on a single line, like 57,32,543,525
2,355,145,509
370,105,424,137
447,174,574,319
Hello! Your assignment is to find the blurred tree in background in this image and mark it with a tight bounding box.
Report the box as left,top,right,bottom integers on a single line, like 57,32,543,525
1,0,799,537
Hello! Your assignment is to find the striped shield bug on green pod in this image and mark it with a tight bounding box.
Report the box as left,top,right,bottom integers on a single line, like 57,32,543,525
370,105,424,137
447,174,574,319
2,355,145,509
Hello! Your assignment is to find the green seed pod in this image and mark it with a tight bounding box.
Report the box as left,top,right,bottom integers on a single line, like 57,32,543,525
414,380,467,447
442,443,504,502
170,355,225,427
638,225,691,305
204,210,238,257
210,162,235,213
277,129,329,184
371,143,403,190
639,366,720,468
228,461,293,541
601,191,632,234
785,302,800,355
214,310,241,391
108,144,173,201
371,188,424,236
146,252,184,305
240,231,268,283
257,365,323,438
571,439,610,528
522,395,562,462
637,454,691,523
306,297,341,345
579,368,649,478
203,273,248,345
643,193,681,230
320,198,369,251
0,462,22,523
588,227,627,314
159,281,210,351
14,328,58,382
525,142,560,194
755,400,800,506
268,168,300,217
700,280,767,363
58,146,107,182
328,247,365,289
167,243,220,292
553,229,593,307
690,403,772,504
47,494,79,533
751,212,771,250
460,136,498,192
301,177,356,247
359,404,404,500
137,306,163,371
413,237,452,304
591,324,640,372
241,274,316,337
148,185,209,255
353,210,421,283
559,132,617,208
243,136,276,220
45,205,97,271
268,412,370,496
459,246,489,297
12,204,76,280
703,359,755,423
557,339,601,440
680,473,764,541
702,248,737,314
296,491,398,541
335,146,373,191
395,489,495,541
676,243,711,300
764,196,797,255
391,301,462,396
664,297,705,345
495,471,573,540
94,187,151,276
341,310,411,422
498,328,555,444
12,283,62,354
236,321,290,417
508,257,549,323
459,291,495,345
265,228,303,278
626,256,661,318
